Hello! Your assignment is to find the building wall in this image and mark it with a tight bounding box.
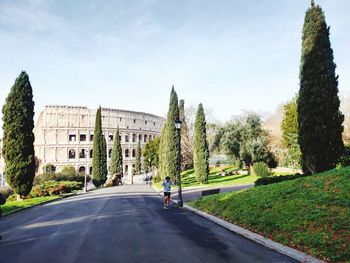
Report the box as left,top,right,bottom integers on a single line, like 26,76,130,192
34,105,165,184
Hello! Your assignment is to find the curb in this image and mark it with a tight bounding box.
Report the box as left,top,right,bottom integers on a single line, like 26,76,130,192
2,192,77,218
184,203,324,263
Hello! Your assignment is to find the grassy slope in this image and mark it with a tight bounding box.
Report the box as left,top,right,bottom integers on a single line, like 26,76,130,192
190,167,350,262
1,196,59,215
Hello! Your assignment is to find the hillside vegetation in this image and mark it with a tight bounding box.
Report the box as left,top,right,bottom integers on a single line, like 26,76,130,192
190,167,350,262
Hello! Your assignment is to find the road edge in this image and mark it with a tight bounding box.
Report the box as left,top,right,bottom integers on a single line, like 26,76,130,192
151,184,324,263
2,192,77,218
184,203,324,263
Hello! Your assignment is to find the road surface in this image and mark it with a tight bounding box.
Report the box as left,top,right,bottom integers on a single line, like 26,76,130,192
0,185,296,263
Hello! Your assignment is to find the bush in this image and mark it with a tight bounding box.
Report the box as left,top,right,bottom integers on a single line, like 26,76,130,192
253,162,270,177
255,173,307,186
234,159,243,169
61,165,76,176
0,186,14,198
34,172,90,185
153,175,161,183
338,144,350,167
30,181,83,198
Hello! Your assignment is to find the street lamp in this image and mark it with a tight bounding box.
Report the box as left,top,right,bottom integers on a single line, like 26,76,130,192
175,119,183,207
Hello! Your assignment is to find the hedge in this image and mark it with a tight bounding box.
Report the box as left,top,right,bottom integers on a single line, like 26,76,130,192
255,173,307,186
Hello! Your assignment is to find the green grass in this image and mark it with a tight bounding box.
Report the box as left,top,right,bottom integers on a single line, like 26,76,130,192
190,167,350,262
1,196,59,215
155,166,289,189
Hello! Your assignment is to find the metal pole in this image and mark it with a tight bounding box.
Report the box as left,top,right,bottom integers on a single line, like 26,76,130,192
177,128,183,207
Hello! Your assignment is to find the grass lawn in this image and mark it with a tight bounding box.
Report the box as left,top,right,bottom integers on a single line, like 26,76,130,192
190,167,350,262
154,165,289,189
1,196,59,215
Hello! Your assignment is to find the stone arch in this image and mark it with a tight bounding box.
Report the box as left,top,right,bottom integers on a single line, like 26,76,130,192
109,148,112,158
132,133,136,142
79,149,86,158
125,149,129,158
89,166,93,175
144,134,147,143
78,166,86,174
89,149,93,158
132,149,136,158
68,149,76,159
138,134,142,142
125,133,129,143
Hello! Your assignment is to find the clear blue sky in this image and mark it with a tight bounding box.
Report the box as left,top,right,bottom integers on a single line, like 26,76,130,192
0,0,349,127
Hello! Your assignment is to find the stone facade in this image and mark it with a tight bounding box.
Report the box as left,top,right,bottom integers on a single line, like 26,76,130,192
34,105,165,184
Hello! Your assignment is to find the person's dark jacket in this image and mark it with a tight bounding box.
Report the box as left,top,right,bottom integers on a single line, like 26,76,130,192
0,193,6,219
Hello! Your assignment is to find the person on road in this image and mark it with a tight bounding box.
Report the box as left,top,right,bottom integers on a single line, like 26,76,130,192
161,176,174,209
0,192,6,240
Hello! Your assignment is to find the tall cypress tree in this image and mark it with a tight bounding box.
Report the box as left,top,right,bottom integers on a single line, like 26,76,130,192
193,103,209,183
298,1,344,174
135,141,142,174
179,99,193,170
2,71,35,198
164,87,180,181
92,107,107,186
110,127,123,176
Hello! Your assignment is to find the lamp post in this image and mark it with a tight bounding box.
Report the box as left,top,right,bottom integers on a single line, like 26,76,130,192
175,119,183,207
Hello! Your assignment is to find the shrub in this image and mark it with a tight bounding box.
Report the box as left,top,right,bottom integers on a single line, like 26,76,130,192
235,159,243,169
253,162,270,177
255,173,307,186
153,175,161,183
34,172,90,185
30,181,83,198
61,165,76,176
0,186,14,198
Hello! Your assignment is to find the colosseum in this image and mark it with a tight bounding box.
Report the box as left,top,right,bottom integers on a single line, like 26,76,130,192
33,105,165,184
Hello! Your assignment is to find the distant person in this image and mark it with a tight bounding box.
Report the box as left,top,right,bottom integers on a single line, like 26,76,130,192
0,192,6,240
161,176,174,209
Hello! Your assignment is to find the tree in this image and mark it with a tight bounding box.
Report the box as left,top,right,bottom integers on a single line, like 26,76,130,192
212,113,274,172
160,87,180,181
92,107,107,186
179,99,193,170
2,71,35,199
142,137,160,172
281,97,301,167
110,127,123,176
135,141,142,174
298,1,344,174
193,104,209,183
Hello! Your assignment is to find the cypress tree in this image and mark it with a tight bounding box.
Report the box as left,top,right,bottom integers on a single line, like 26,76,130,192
92,107,107,186
298,1,344,174
135,141,142,174
110,127,123,176
193,103,209,183
2,71,35,198
164,87,180,181
179,99,193,170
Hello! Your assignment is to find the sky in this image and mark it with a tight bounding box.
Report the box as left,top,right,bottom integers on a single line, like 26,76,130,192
0,0,349,132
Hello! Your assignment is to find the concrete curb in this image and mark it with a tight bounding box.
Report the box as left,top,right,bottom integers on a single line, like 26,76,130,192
2,192,77,218
184,203,325,263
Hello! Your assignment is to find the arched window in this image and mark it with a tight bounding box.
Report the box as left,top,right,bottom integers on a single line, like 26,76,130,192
125,134,129,143
109,133,114,142
148,135,152,141
132,149,136,158
89,149,93,158
68,149,76,159
125,165,128,174
109,149,112,158
125,149,129,158
79,149,86,158
132,133,136,142
144,134,147,143
78,166,86,174
89,166,93,175
138,134,142,142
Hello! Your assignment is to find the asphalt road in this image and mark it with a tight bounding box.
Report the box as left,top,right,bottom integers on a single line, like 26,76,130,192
0,185,296,263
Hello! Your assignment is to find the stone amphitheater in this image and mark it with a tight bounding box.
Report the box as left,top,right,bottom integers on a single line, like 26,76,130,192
33,105,165,184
